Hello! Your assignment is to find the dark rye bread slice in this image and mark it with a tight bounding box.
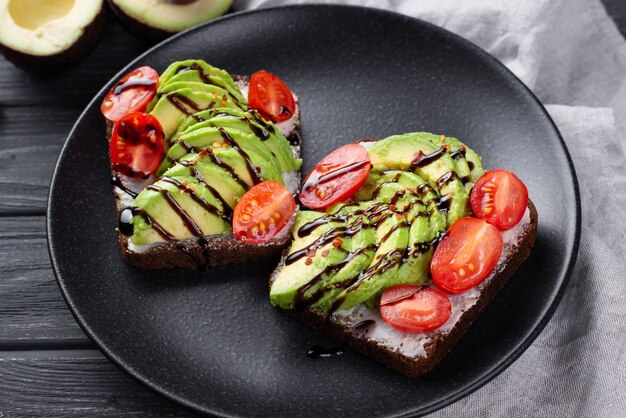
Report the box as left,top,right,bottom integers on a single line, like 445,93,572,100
107,75,302,270
270,201,538,378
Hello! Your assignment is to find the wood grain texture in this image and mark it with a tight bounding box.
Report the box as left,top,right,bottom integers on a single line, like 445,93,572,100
0,217,88,347
0,106,80,215
0,350,194,417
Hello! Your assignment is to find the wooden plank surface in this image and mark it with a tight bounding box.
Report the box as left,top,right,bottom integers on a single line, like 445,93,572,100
0,217,88,347
0,2,622,416
0,350,196,417
0,106,80,215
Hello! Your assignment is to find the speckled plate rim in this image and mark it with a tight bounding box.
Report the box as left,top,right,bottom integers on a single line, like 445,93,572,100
47,4,581,417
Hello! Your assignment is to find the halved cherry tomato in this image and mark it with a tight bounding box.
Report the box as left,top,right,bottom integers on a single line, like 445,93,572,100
299,144,371,210
101,66,159,122
233,180,297,244
431,217,503,294
471,170,529,231
248,70,296,123
380,285,452,333
110,112,165,178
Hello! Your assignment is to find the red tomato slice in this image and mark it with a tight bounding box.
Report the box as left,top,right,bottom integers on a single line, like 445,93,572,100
248,70,296,123
380,285,452,333
101,66,159,122
233,180,297,244
431,217,503,294
471,170,529,231
110,112,165,178
299,144,371,210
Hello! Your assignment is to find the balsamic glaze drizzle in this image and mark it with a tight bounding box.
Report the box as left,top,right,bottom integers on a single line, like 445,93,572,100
113,77,156,95
307,345,344,359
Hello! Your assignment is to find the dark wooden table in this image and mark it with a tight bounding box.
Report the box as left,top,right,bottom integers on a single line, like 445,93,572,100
1,3,624,416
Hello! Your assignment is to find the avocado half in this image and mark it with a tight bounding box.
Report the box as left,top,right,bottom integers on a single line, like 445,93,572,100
108,0,233,41
0,0,106,71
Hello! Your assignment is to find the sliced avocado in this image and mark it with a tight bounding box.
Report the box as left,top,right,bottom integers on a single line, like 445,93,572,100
157,59,246,106
149,88,241,139
178,127,277,168
175,110,300,171
191,113,302,171
375,173,444,292
331,197,410,311
108,1,232,41
438,135,485,190
270,211,351,310
161,154,247,210
367,132,471,225
308,214,377,311
158,127,283,184
130,175,230,245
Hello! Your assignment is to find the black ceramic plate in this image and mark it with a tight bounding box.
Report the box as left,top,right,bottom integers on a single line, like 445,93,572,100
48,5,580,417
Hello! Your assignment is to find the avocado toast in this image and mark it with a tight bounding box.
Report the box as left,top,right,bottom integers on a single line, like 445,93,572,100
269,133,537,377
102,60,302,269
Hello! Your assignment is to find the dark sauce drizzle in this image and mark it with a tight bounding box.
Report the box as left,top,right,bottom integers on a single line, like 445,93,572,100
293,244,377,310
217,128,263,185
166,92,203,116
353,319,375,331
302,160,371,192
113,77,156,95
409,147,446,171
287,133,300,146
161,176,226,221
131,207,174,241
111,175,138,198
118,207,134,236
174,63,244,107
307,345,344,359
146,183,203,237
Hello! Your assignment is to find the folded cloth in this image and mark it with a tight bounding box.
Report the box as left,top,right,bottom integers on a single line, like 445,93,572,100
430,105,626,417
234,0,626,415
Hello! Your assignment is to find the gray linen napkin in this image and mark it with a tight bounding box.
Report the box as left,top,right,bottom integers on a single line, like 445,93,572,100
234,0,626,415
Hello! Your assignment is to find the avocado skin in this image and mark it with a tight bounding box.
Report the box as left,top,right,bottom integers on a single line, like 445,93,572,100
270,133,485,313
107,0,234,42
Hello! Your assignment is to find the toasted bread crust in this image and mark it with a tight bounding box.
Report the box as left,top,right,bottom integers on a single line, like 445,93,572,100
107,75,301,270
273,201,538,377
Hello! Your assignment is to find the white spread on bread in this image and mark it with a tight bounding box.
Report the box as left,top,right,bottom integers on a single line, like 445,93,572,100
332,208,531,358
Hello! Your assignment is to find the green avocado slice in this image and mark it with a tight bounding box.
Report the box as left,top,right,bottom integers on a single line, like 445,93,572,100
438,135,485,190
149,88,241,139
161,155,247,210
158,127,283,184
172,109,300,172
130,175,230,245
366,132,471,225
157,59,247,106
270,211,351,310
330,193,411,311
